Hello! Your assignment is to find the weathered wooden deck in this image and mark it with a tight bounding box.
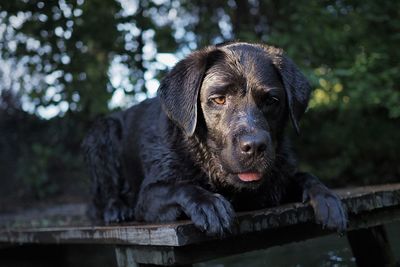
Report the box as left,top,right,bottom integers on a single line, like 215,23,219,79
1,183,400,266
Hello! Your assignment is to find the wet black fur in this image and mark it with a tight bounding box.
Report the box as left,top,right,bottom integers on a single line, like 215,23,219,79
82,42,347,236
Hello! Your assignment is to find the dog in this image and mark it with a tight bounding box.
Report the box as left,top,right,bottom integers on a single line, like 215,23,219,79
82,42,347,236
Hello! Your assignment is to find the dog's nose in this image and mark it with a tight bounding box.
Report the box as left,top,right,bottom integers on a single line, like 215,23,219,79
239,131,268,156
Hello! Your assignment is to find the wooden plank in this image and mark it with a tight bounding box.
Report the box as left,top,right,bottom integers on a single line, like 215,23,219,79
114,205,400,266
116,246,192,267
0,203,90,229
0,183,399,247
114,224,331,266
115,246,140,267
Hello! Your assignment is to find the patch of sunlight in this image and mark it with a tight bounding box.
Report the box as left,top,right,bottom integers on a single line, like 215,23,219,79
314,67,329,76
310,88,330,108
333,83,343,93
319,78,328,88
310,77,345,108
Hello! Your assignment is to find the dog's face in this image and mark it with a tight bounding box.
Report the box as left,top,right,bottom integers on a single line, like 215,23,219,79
199,46,287,187
159,42,311,190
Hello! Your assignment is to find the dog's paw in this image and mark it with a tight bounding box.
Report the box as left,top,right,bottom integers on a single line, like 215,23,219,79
303,184,347,232
103,199,135,223
185,193,235,237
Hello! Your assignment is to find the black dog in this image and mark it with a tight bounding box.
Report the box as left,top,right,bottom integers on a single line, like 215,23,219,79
82,42,347,236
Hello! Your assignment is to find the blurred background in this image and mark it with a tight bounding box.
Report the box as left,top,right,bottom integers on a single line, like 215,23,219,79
0,0,399,211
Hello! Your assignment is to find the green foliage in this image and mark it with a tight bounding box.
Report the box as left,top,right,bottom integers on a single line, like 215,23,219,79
17,143,58,199
0,0,173,119
297,108,400,186
0,107,87,199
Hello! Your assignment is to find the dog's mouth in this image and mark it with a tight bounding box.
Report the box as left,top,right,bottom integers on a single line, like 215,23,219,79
229,170,266,190
237,172,262,182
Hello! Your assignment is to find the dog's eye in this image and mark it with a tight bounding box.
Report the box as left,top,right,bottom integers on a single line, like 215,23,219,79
266,96,279,105
211,96,226,105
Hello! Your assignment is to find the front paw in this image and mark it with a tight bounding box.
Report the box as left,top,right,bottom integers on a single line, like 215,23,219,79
103,199,135,223
184,193,235,237
303,184,347,232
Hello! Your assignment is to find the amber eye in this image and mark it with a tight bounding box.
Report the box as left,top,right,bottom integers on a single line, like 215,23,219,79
212,96,226,105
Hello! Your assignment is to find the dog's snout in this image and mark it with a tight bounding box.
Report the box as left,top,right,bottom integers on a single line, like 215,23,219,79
239,131,268,156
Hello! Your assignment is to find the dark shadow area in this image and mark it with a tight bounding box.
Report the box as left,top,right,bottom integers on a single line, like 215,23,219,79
0,244,116,267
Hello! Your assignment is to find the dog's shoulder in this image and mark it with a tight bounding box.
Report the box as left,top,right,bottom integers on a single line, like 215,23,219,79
115,97,160,124
118,96,185,158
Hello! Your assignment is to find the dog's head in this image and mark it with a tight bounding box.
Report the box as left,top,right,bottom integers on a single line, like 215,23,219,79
159,42,311,189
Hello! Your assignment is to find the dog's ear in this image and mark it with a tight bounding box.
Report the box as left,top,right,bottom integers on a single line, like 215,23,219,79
264,46,311,135
159,47,223,136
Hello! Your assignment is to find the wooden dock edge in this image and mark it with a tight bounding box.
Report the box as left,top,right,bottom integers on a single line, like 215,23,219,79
0,183,399,266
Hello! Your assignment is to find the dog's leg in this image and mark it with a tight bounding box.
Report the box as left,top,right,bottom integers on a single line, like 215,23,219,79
82,117,134,223
293,172,347,232
135,181,235,237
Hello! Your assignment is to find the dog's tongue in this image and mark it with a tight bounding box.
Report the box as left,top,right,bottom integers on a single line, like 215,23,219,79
238,172,262,182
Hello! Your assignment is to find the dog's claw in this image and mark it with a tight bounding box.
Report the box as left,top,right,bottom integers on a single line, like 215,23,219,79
302,190,310,203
